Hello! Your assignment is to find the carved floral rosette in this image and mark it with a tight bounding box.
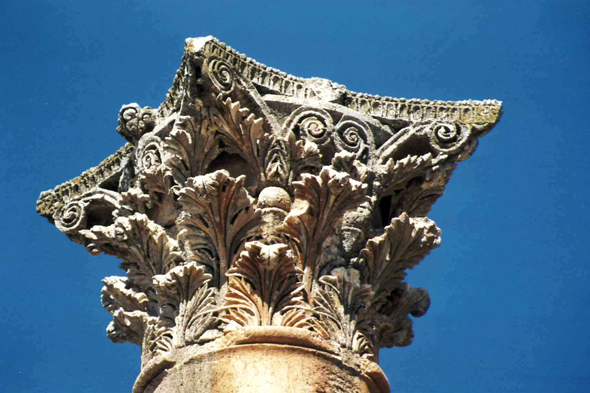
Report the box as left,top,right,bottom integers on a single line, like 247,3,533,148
37,36,501,391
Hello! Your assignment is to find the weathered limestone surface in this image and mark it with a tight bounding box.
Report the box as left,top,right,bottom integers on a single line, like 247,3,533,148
37,36,502,392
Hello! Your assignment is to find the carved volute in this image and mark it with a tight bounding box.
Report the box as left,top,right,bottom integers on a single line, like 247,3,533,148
37,36,502,393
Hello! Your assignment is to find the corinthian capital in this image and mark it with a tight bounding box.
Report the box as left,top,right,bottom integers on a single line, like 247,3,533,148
37,36,501,393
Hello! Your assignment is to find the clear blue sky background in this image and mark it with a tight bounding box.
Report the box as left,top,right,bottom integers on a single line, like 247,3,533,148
1,1,588,392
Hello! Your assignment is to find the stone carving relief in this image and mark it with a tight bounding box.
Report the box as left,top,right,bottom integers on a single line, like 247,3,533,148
37,36,501,392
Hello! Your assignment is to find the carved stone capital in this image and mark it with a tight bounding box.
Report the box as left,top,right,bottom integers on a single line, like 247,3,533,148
37,36,501,393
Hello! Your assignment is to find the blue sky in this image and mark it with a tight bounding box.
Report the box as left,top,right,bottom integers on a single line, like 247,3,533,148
1,1,589,392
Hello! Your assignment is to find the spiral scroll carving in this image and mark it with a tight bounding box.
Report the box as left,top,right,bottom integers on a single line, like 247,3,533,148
117,104,156,144
137,140,162,173
206,58,235,93
55,200,88,234
334,119,370,162
427,122,472,154
284,107,333,145
120,105,140,138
